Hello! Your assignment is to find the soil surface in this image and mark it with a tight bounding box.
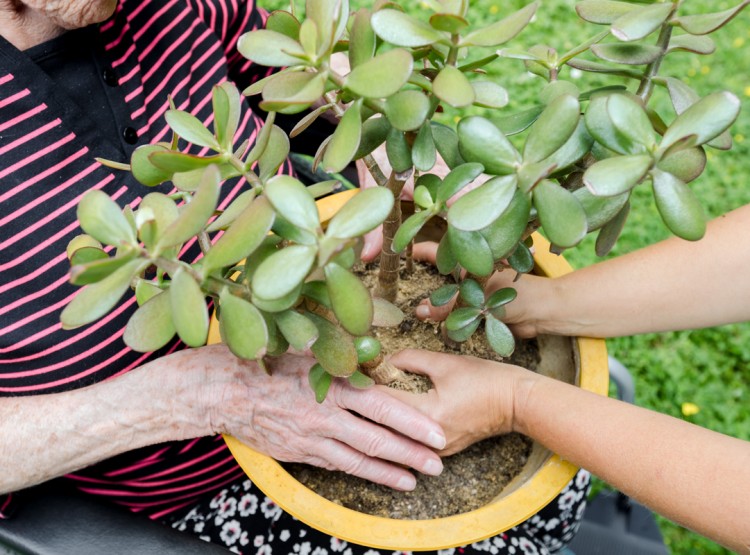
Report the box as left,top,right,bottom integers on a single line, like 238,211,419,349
286,261,537,520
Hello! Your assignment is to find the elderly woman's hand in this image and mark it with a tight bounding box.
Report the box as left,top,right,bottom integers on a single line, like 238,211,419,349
191,345,446,491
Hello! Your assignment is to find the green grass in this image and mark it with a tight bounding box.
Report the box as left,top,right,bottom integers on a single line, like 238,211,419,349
259,2,750,552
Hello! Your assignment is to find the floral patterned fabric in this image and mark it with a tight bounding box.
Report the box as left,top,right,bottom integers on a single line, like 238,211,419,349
168,469,591,554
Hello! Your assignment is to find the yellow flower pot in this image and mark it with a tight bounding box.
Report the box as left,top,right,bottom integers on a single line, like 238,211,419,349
209,190,608,551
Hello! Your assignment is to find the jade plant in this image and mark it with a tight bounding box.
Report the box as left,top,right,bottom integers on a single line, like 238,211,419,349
62,0,747,400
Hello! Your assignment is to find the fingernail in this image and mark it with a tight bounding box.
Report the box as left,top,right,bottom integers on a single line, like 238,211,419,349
397,475,416,491
416,305,430,320
361,244,373,261
427,430,446,450
423,458,443,476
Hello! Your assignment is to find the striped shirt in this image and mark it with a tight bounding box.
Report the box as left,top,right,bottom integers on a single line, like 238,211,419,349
0,0,291,520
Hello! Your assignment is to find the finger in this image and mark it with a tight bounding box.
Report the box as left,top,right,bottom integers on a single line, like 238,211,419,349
415,296,455,321
307,438,420,491
333,383,446,451
412,241,438,263
329,408,444,478
388,348,464,378
361,225,383,261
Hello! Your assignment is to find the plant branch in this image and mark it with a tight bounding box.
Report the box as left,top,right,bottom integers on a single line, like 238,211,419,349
636,18,675,103
376,169,412,302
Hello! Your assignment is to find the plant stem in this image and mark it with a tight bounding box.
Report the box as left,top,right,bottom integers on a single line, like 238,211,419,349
376,169,412,302
636,18,674,103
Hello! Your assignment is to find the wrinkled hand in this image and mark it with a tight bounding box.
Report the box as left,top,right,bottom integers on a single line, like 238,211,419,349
201,345,446,491
411,242,542,338
381,350,530,456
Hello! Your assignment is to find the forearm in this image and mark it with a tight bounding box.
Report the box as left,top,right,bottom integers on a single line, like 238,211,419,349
0,354,210,494
514,373,750,553
517,204,750,337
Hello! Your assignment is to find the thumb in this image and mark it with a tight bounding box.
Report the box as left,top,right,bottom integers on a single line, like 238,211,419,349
361,225,384,262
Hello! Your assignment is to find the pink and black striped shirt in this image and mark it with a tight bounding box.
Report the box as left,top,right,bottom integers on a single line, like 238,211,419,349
0,0,290,520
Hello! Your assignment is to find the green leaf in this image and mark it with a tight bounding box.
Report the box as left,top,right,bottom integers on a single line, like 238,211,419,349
480,189,531,260
169,268,208,348
583,154,652,197
212,82,241,151
348,370,375,389
206,190,255,233
660,91,741,152
61,259,146,329
458,116,520,175
392,210,432,253
494,105,544,136
265,174,320,231
165,110,220,150
386,128,413,173
370,9,445,47
354,117,392,159
437,162,485,205
436,233,457,275
266,10,300,39
657,147,706,184
533,179,587,248
130,144,172,187
308,364,333,403
652,168,706,241
673,1,750,35
135,279,163,306
575,0,639,25
541,120,594,173
123,291,176,352
70,253,137,286
372,298,405,327
445,306,482,331
272,215,317,245
430,284,459,307
77,189,137,247
252,245,317,300
219,288,268,360
349,8,376,68
668,34,715,55
471,81,509,109
149,151,223,174
412,124,437,172
385,90,431,132
447,318,481,343
202,196,275,274
595,201,630,256
69,246,107,267
308,313,358,378
486,287,517,309
606,93,656,153
431,122,465,169
448,175,516,232
573,186,630,232
462,2,538,46
430,13,469,33
156,166,220,251
585,95,639,154
508,242,534,274
539,80,579,105
258,125,291,181
275,309,319,352
302,281,331,309
252,284,302,313
345,48,414,98
323,100,363,173
433,66,475,108
325,263,373,336
448,227,494,277
524,94,580,163
459,279,485,307
325,187,394,239
485,315,515,357
261,71,326,108
237,30,306,67
591,43,662,65
611,3,673,42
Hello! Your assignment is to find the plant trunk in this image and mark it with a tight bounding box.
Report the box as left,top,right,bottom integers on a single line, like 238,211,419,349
376,169,412,302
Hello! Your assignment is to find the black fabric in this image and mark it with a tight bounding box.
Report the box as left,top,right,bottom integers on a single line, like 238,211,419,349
0,481,229,554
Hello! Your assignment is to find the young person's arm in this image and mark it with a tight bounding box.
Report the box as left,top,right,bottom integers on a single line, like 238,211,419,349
416,203,750,338
387,349,750,554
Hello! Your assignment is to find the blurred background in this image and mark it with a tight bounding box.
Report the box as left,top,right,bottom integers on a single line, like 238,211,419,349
259,2,750,552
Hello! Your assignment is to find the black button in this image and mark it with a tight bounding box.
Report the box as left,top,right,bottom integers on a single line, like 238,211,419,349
102,67,119,87
122,127,139,144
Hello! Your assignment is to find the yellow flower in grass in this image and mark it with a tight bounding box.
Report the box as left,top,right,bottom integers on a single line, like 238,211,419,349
734,37,745,48
681,402,700,417
490,5,499,15
744,86,750,97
